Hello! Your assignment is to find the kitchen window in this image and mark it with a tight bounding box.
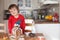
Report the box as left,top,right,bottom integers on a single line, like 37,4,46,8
18,0,23,7
25,0,31,7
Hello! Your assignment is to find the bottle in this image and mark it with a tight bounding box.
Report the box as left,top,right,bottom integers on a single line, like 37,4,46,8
53,13,59,22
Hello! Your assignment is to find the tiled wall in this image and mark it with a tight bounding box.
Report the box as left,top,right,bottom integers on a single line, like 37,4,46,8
0,0,17,23
4,0,17,10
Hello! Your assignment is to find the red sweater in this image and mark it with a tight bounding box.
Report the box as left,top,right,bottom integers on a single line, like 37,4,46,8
8,14,26,34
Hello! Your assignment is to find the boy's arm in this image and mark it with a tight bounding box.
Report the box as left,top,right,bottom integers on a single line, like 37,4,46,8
20,17,26,34
8,17,12,34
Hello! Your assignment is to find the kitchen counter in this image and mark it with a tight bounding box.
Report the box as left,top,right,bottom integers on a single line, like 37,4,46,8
0,32,9,40
25,33,45,40
35,20,60,24
4,20,60,40
0,33,45,40
35,24,60,40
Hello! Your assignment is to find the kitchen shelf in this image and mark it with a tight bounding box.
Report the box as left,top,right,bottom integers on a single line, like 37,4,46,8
40,1,59,9
43,1,59,5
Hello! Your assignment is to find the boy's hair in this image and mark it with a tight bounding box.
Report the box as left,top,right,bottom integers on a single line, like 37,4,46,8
8,4,19,12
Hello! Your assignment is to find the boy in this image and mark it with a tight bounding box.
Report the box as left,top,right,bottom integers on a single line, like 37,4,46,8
8,4,26,35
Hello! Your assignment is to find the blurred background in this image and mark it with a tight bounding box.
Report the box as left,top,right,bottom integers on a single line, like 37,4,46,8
0,0,60,40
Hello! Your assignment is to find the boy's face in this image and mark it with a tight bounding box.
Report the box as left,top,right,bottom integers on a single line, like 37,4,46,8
9,7,18,16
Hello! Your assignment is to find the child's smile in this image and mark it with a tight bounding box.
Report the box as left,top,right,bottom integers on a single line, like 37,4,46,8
9,7,18,16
